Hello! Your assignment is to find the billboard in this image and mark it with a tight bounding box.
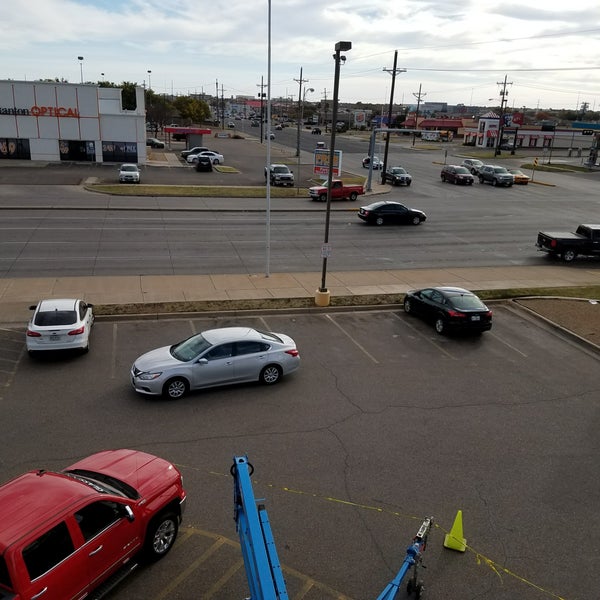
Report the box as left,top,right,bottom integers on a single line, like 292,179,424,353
313,149,342,177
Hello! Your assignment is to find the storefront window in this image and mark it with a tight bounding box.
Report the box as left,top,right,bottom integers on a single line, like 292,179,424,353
0,138,31,160
59,140,96,162
102,141,138,163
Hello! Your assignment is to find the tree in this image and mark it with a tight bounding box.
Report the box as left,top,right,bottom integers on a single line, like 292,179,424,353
172,96,211,124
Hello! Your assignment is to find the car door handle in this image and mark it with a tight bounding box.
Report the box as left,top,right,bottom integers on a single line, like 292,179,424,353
89,544,104,556
31,587,48,599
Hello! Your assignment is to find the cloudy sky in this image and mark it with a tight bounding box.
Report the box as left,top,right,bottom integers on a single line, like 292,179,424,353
3,0,600,111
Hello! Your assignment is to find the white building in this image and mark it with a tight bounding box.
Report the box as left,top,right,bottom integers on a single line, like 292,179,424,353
0,80,147,163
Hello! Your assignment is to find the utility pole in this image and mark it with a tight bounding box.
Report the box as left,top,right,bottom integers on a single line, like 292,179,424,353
381,50,406,184
494,75,512,156
322,89,329,131
294,67,309,157
215,79,219,125
257,77,267,143
412,84,426,147
220,83,225,130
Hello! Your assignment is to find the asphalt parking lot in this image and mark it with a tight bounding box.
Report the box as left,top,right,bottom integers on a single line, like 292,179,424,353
1,304,598,599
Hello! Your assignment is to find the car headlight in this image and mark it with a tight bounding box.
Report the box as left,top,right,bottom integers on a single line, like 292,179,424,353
136,372,162,381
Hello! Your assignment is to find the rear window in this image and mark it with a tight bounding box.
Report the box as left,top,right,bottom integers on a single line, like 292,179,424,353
0,556,13,590
449,295,486,310
34,310,77,326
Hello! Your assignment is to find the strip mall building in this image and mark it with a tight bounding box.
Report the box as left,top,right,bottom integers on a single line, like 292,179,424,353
0,80,147,163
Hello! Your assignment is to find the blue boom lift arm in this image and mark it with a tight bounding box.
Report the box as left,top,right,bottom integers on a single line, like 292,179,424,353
231,455,433,600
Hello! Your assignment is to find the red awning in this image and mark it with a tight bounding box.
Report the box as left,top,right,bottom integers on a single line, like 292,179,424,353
529,135,539,139
486,130,498,137
544,135,553,139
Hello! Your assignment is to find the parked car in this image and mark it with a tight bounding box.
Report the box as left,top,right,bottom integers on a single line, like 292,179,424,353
358,201,427,226
311,127,322,135
265,164,294,186
461,158,484,175
265,132,275,140
499,142,515,150
362,156,383,169
227,121,235,128
187,151,224,165
0,449,186,600
131,327,300,399
146,137,165,148
383,166,412,186
26,298,94,354
440,165,475,185
478,165,514,187
250,120,259,127
181,146,209,159
403,286,493,335
508,168,530,184
195,155,213,172
118,163,140,183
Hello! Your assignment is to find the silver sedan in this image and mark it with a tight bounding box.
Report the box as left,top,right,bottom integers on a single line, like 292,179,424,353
131,327,300,399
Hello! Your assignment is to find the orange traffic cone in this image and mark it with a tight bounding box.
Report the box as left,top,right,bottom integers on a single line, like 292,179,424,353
444,510,467,552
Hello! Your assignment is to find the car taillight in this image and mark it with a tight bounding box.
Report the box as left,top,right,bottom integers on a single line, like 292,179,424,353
68,326,85,336
485,311,493,318
550,239,557,248
285,349,299,357
26,330,41,337
446,310,466,318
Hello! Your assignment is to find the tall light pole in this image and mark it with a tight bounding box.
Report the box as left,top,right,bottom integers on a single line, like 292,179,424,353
147,70,152,91
296,85,314,193
295,67,309,157
316,41,351,307
77,56,84,83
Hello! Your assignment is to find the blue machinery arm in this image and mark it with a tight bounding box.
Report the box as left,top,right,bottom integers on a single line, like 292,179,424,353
231,456,288,600
231,455,434,600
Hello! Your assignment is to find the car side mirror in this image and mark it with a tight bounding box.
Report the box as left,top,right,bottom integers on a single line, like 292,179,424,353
29,305,37,310
197,358,208,365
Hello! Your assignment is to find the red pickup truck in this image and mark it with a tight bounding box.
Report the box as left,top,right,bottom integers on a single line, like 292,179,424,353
308,179,365,202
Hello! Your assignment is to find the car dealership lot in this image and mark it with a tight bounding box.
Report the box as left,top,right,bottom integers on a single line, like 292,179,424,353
1,306,598,599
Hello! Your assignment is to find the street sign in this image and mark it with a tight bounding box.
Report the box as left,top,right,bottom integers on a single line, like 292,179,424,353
320,244,331,258
533,158,538,166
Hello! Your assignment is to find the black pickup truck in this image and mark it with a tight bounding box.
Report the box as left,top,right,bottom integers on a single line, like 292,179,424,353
536,224,600,262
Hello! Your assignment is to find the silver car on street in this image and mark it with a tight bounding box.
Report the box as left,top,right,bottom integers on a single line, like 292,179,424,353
131,327,300,399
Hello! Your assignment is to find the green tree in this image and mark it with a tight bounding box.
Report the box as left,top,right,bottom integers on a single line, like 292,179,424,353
172,96,211,125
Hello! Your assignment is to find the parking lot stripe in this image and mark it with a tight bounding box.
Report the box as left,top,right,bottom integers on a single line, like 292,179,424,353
325,314,379,364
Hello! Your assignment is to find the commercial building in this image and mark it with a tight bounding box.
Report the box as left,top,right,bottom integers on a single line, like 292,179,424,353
0,80,147,163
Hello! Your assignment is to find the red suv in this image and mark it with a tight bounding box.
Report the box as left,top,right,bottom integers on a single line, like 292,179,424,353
0,449,186,600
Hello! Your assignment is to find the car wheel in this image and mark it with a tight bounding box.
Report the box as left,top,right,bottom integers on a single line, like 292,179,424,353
403,297,412,313
349,192,358,201
561,249,577,262
143,512,178,562
411,215,421,226
213,159,220,165
319,193,327,202
492,179,498,186
81,341,89,354
453,179,458,184
260,364,282,385
435,317,447,335
441,175,445,182
375,216,384,226
163,377,188,400
406,181,411,186
479,176,484,183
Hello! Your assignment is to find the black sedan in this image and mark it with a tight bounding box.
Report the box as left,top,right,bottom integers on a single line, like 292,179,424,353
146,137,165,148
403,287,493,335
358,201,426,226
195,156,213,172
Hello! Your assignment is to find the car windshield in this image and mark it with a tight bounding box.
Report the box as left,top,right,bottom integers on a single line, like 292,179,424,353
493,167,508,173
454,167,470,173
449,294,486,310
34,310,77,326
392,168,407,174
171,333,213,362
121,165,138,172
273,166,289,173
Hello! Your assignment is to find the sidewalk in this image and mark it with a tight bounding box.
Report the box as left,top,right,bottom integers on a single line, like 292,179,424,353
1,265,599,325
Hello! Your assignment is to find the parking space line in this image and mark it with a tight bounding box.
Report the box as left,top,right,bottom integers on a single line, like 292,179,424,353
489,331,528,357
110,323,118,379
325,314,379,364
391,313,457,359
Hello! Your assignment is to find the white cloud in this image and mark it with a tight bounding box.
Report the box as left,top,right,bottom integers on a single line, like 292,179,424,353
2,0,600,109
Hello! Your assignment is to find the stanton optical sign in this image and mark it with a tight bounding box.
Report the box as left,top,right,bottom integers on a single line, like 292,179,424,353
0,105,80,118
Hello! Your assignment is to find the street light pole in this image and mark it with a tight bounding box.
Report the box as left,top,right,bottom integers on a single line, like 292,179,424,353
77,56,84,84
147,70,152,91
296,85,314,194
316,41,351,307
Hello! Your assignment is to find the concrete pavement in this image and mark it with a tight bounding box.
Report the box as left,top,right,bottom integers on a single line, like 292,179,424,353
2,264,600,325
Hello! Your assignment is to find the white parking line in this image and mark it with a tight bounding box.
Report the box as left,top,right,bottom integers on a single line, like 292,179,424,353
325,314,380,364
